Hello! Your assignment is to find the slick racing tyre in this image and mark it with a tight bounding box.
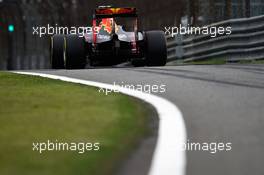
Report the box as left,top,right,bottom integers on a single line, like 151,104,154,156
64,35,86,69
145,31,167,66
50,35,65,69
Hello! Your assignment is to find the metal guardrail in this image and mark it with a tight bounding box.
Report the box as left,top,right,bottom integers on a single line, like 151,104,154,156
166,15,264,63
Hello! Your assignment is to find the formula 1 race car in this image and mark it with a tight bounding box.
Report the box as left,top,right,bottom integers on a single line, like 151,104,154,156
50,6,167,69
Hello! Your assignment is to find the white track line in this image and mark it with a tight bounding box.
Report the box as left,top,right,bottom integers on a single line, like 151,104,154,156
13,71,187,175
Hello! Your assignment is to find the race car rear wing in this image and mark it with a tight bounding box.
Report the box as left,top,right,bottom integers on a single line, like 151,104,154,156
94,7,137,18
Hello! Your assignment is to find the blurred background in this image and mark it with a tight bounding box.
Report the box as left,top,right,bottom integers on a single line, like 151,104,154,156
0,0,263,70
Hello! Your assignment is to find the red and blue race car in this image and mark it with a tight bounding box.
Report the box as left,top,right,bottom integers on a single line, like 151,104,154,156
50,6,167,69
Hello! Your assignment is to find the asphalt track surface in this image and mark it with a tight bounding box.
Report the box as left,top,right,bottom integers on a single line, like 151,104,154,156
33,64,264,175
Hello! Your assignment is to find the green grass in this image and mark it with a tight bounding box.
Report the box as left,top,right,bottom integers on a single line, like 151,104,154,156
185,58,264,65
237,59,264,64
0,72,151,175
185,57,227,65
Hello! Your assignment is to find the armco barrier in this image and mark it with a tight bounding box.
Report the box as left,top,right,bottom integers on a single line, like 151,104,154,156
166,15,264,62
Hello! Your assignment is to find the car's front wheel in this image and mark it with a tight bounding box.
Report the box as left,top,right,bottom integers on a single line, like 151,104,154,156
64,35,86,69
145,31,167,66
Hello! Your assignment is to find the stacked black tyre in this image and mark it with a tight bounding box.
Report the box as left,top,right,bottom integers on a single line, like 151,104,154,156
145,31,167,66
50,34,86,69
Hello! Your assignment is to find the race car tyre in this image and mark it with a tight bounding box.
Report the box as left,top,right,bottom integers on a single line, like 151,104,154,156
145,31,167,66
50,35,65,69
64,35,86,69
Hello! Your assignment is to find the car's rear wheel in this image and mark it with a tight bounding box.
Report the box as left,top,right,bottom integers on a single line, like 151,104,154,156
50,35,65,69
64,35,86,69
145,31,167,66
